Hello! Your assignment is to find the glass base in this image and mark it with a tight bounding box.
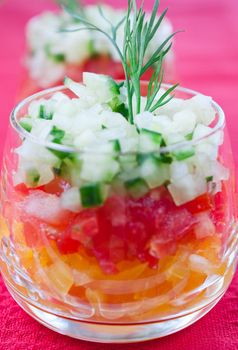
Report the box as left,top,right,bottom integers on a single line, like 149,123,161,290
6,281,223,343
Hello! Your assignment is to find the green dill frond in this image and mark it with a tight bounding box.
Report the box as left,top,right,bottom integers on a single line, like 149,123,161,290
58,0,179,124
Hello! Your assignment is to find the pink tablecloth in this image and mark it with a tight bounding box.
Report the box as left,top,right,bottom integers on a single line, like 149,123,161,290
0,0,238,349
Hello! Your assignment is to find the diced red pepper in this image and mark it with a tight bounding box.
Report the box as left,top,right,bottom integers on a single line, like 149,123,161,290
182,193,213,214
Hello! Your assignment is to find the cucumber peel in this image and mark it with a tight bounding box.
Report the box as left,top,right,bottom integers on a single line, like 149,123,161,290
80,182,104,207
125,177,149,198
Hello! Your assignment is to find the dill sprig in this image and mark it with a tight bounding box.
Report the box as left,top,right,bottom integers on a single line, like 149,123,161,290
59,0,178,124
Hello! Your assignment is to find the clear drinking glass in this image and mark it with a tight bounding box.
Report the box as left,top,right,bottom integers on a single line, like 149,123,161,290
0,84,237,343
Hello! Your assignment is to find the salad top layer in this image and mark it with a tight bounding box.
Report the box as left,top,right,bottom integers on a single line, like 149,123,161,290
26,4,173,87
15,72,228,208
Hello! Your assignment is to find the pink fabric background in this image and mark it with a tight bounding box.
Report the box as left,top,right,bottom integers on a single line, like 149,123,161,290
0,0,238,349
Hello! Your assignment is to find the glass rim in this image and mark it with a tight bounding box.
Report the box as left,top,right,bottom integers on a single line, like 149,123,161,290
10,83,225,155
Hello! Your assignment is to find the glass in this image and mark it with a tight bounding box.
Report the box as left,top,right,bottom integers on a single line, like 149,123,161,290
19,6,175,99
0,84,237,343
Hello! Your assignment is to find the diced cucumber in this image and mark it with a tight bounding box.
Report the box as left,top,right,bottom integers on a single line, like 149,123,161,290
206,176,213,182
110,99,128,118
19,118,33,132
50,52,65,63
50,126,65,144
25,168,40,187
80,154,120,183
119,137,138,153
16,141,59,166
110,139,121,152
47,148,71,160
185,95,215,126
60,154,82,187
137,150,173,166
196,142,218,160
139,156,170,189
39,105,53,120
137,153,149,165
153,138,173,164
80,183,104,208
185,132,193,141
164,133,186,146
125,177,149,198
83,72,119,97
168,174,207,205
172,148,195,161
83,72,128,117
141,129,162,144
87,39,96,56
64,77,88,98
172,110,197,135
154,152,173,164
45,44,65,63
139,128,162,153
119,154,138,171
170,161,189,181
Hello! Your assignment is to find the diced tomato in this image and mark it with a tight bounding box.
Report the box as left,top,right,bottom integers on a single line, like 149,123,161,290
14,183,30,195
42,177,70,196
70,211,98,245
57,234,81,254
211,185,229,235
17,184,217,273
182,193,213,214
155,208,196,243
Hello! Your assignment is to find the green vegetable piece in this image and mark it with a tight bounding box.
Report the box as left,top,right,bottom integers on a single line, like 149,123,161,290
48,127,67,159
154,152,173,164
125,177,149,198
141,128,162,144
137,153,151,165
39,105,53,120
50,126,65,144
173,148,195,161
111,139,121,152
137,152,173,165
112,101,129,118
52,53,65,63
47,148,71,160
107,80,129,118
45,44,65,63
185,132,193,141
19,119,32,132
206,176,213,182
80,183,104,208
160,138,167,147
87,39,97,56
26,168,40,187
120,154,138,171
